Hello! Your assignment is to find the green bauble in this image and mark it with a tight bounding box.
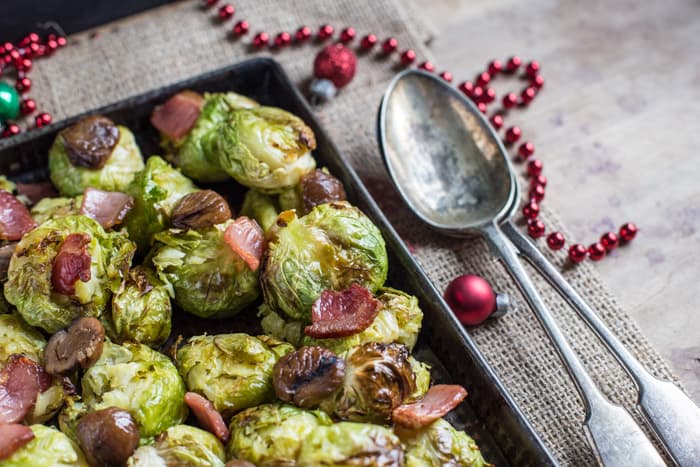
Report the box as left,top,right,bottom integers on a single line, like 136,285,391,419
0,82,20,121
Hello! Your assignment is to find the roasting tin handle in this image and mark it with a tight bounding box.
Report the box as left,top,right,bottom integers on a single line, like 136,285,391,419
501,220,700,466
482,222,665,466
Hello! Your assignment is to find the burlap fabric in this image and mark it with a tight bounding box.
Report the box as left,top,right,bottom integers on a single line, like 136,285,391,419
25,1,678,464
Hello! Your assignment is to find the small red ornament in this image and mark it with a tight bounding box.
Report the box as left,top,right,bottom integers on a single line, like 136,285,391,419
318,24,334,40
274,32,291,48
547,232,566,250
619,222,638,242
458,81,474,97
522,200,540,219
35,112,52,128
2,124,20,138
20,98,36,116
382,37,398,54
518,141,535,159
218,4,234,19
360,34,377,50
600,232,619,251
476,71,491,87
525,60,540,78
253,32,269,48
439,71,453,82
310,44,357,101
488,59,502,75
503,92,518,109
569,244,587,263
532,75,545,89
527,218,545,238
400,49,416,66
490,114,503,130
529,184,545,202
588,242,606,261
233,21,249,36
530,174,547,188
418,61,434,72
506,55,521,73
504,125,521,144
527,159,543,176
15,77,31,93
482,87,496,103
521,87,537,105
295,26,311,42
340,27,356,43
444,274,506,326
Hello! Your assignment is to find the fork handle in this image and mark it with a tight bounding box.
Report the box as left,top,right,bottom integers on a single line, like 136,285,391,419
501,220,700,466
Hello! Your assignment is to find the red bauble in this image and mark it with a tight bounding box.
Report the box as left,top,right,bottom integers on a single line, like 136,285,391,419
600,232,619,251
313,44,357,88
619,222,638,241
568,244,587,263
547,232,566,250
444,274,496,326
588,242,606,261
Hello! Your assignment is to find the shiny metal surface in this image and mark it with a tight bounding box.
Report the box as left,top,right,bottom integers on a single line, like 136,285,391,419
378,69,667,466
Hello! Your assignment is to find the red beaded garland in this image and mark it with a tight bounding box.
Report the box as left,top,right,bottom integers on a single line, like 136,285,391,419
458,81,473,97
2,124,20,138
470,86,483,102
547,232,566,250
529,184,545,202
505,55,521,73
482,87,496,103
476,71,491,87
502,92,518,109
588,242,606,261
522,200,540,219
439,71,453,83
295,26,311,42
20,98,36,115
568,244,587,263
490,114,503,130
382,37,398,54
518,141,535,160
521,87,536,105
527,218,546,238
400,49,416,66
418,61,434,72
530,174,547,188
619,223,638,241
488,59,502,75
17,58,32,72
360,34,377,50
525,60,540,78
527,159,543,176
318,24,334,40
56,37,68,48
253,32,269,48
532,75,545,89
274,32,291,48
218,4,235,19
600,232,619,251
504,126,521,143
477,102,487,114
35,112,52,128
233,21,249,36
340,27,356,43
15,76,31,93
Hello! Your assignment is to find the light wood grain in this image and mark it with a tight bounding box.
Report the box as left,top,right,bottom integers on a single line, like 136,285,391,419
419,0,700,399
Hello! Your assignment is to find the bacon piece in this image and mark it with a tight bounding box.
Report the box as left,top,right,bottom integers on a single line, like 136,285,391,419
304,283,381,339
224,217,265,271
0,191,36,241
184,392,230,443
79,187,134,229
0,355,44,424
15,182,58,206
392,384,468,429
0,424,34,460
150,90,204,140
51,233,92,295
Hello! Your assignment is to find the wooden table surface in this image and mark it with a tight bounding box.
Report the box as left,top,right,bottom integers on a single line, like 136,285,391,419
420,0,700,400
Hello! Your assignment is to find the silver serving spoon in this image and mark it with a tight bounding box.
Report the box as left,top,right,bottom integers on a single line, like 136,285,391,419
378,69,669,466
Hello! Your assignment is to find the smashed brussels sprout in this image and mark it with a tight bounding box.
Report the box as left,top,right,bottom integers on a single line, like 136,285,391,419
226,403,332,465
149,220,259,318
49,122,144,196
128,425,226,467
261,201,388,321
123,155,198,252
29,196,81,225
176,334,293,416
1,424,89,467
398,418,490,467
216,106,317,193
166,92,259,183
110,266,172,347
72,341,187,438
297,422,404,466
4,215,135,333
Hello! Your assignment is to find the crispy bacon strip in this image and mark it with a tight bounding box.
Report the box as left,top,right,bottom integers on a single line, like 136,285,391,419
79,187,134,229
0,424,34,460
392,384,468,429
224,217,265,271
0,355,45,424
0,191,36,241
15,182,58,206
150,90,204,140
304,283,381,339
51,233,92,295
184,392,230,444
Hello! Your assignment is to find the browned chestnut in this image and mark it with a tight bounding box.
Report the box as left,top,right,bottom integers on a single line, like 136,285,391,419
170,190,232,230
60,115,120,169
298,169,346,215
76,407,139,467
273,346,345,408
44,317,105,375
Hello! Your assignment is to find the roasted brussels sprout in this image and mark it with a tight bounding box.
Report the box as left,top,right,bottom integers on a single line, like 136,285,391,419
166,92,259,182
376,287,423,350
0,314,65,423
319,342,418,423
261,201,388,321
128,425,226,467
176,334,293,416
123,155,198,252
216,106,317,193
69,341,187,438
49,116,144,196
4,215,135,334
226,403,332,465
149,219,259,318
29,196,81,225
1,424,89,467
111,266,171,347
398,418,490,467
297,422,404,466
239,189,280,232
